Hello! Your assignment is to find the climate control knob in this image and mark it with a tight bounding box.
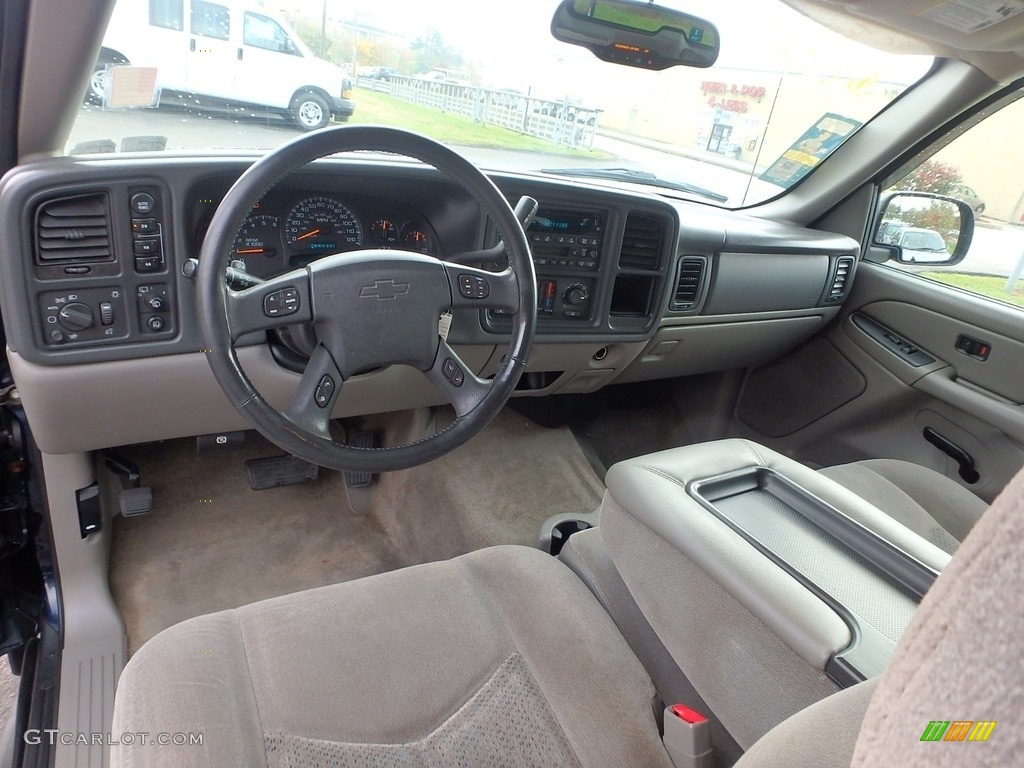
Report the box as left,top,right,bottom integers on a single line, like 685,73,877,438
563,283,589,306
58,302,95,331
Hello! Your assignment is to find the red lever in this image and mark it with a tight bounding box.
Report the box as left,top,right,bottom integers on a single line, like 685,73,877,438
669,704,708,724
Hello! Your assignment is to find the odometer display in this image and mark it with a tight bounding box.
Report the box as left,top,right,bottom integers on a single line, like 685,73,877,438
286,197,363,253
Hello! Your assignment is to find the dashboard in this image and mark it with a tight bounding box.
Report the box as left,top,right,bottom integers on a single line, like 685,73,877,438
0,155,860,454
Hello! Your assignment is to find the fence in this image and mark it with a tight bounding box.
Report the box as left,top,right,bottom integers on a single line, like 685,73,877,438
356,76,601,149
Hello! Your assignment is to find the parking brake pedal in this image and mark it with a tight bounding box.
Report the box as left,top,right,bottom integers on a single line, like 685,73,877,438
246,455,318,490
103,452,154,517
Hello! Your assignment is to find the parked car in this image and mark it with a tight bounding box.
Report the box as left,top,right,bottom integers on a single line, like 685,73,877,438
87,0,355,130
364,66,397,81
894,226,952,263
951,183,986,215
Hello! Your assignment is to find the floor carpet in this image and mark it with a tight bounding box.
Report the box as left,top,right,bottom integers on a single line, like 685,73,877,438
109,407,606,654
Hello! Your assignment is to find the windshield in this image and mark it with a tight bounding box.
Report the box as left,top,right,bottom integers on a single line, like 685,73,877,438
68,0,932,208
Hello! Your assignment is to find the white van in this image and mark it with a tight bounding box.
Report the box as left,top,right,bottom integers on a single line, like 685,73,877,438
89,0,355,131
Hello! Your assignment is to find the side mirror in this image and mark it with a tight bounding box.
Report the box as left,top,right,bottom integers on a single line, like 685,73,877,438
871,192,974,266
550,0,719,70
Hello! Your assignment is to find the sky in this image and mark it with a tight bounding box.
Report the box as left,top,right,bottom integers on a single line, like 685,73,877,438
263,0,932,113
270,0,931,82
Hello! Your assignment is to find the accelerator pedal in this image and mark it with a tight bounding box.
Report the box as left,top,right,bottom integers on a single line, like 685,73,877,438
343,431,379,515
344,431,378,489
246,455,318,490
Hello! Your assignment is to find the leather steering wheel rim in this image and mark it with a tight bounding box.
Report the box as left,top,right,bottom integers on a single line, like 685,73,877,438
197,126,536,472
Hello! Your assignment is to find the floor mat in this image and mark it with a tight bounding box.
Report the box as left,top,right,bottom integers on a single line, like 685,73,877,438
109,434,401,654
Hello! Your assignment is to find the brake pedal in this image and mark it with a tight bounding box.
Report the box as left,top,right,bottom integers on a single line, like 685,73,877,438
119,486,154,517
246,454,318,490
104,451,154,517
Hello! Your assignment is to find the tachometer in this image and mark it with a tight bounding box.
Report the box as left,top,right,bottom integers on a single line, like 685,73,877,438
285,197,363,254
231,214,282,277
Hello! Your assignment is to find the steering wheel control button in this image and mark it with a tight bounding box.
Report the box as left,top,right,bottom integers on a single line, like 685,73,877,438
314,376,335,409
314,374,336,408
263,286,301,318
442,357,465,387
317,375,336,398
458,274,490,300
130,192,156,215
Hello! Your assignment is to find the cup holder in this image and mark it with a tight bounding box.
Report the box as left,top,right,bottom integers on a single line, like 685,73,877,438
535,509,600,555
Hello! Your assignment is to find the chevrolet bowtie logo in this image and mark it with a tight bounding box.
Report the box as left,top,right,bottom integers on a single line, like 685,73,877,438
358,279,410,301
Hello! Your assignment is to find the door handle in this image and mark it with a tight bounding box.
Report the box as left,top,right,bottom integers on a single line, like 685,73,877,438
237,47,243,61
189,38,196,52
923,427,980,484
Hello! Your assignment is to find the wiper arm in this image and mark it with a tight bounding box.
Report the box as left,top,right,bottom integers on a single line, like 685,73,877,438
540,167,728,203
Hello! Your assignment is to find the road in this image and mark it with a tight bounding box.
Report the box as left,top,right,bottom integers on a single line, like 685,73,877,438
66,105,1024,281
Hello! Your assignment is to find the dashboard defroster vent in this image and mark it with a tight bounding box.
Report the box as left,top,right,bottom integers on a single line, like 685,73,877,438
670,256,707,312
826,256,855,302
35,193,113,264
619,213,664,270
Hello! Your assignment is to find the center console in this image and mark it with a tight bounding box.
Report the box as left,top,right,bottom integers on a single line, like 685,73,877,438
482,195,673,339
597,438,951,748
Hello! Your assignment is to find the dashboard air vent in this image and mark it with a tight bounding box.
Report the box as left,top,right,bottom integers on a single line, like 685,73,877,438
671,256,706,312
827,256,855,301
35,193,113,263
619,213,664,270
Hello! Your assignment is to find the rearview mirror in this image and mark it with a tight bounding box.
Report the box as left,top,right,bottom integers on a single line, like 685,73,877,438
551,0,720,70
872,192,974,266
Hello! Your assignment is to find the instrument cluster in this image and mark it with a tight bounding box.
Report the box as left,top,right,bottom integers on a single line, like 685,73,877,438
218,194,438,278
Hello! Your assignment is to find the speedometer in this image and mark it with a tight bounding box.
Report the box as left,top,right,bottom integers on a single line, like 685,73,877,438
285,197,363,254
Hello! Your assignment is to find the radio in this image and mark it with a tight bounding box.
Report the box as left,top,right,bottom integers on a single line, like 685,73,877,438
527,209,605,272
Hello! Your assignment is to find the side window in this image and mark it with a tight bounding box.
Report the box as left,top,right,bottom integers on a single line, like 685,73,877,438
149,0,183,30
243,13,299,55
881,92,1024,311
190,0,230,41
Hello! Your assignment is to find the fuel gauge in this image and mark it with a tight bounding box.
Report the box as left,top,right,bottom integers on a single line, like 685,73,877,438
401,226,432,254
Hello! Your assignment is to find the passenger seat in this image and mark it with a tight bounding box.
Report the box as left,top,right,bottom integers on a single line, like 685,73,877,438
819,459,987,554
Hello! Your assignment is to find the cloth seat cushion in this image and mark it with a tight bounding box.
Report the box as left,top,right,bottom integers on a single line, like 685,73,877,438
819,459,987,553
111,545,672,768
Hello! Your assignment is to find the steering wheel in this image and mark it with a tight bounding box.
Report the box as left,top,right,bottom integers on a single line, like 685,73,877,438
197,126,536,472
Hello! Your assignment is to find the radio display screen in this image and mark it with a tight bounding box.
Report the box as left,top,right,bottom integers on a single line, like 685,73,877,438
529,210,604,235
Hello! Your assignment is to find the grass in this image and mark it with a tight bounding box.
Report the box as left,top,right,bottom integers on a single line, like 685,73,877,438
347,88,611,159
920,271,1024,308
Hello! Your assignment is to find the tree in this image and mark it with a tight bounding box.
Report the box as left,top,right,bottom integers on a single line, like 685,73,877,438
891,159,963,196
409,29,463,73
